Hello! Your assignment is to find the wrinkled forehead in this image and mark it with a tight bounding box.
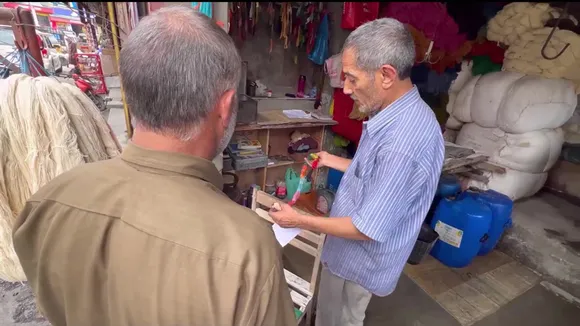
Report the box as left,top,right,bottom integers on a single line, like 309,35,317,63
341,48,362,76
342,47,374,81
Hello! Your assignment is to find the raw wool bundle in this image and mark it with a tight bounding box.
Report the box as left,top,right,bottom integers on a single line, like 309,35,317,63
486,2,556,46
447,71,577,134
0,74,122,281
503,28,580,93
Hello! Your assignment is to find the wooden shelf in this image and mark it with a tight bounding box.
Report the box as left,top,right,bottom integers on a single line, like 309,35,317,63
267,160,295,169
229,112,331,190
235,110,336,131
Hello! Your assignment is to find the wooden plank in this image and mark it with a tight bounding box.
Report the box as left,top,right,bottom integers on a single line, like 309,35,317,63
435,282,500,326
443,155,488,172
284,269,312,297
473,162,506,174
446,166,472,174
288,238,318,257
459,172,489,183
235,111,336,131
290,290,310,310
445,145,475,159
255,207,321,245
476,261,539,301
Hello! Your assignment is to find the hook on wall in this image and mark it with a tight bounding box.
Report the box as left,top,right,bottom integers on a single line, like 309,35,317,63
541,2,571,60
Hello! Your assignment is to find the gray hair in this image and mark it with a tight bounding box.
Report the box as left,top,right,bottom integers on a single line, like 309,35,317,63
343,18,415,80
119,6,242,140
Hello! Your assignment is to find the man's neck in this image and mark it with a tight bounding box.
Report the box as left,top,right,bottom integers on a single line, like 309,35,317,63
379,79,414,110
131,128,216,160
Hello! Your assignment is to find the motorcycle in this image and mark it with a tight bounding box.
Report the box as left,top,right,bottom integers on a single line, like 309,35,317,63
70,69,110,112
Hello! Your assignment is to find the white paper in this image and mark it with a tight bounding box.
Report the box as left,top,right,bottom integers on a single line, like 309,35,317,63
283,109,313,120
272,224,302,247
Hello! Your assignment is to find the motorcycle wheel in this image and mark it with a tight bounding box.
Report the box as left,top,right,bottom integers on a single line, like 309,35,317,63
87,92,107,112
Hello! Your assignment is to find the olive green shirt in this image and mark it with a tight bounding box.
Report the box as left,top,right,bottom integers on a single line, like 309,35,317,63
13,143,296,326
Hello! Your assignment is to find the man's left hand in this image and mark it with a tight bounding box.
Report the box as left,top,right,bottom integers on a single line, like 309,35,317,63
269,203,304,228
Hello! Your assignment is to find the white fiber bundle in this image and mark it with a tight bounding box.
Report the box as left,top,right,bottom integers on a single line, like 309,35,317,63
0,74,122,281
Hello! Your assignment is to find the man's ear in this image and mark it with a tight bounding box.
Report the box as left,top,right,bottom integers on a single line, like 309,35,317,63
216,89,236,126
379,64,397,89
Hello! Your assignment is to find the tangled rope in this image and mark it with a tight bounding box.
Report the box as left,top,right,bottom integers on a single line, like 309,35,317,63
0,73,121,281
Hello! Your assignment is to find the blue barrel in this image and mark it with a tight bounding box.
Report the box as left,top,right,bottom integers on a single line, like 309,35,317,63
461,188,514,256
430,195,493,268
327,168,344,192
437,174,462,198
425,174,462,224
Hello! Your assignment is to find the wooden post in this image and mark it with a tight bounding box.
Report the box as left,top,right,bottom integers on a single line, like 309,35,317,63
0,7,45,77
17,8,45,76
107,2,133,139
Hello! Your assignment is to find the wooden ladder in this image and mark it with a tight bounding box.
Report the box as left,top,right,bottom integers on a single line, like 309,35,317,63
251,188,326,325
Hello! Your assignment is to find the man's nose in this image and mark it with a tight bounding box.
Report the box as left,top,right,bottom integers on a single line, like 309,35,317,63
343,84,353,95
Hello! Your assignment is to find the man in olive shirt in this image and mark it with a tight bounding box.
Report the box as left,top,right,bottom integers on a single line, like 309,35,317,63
12,7,296,326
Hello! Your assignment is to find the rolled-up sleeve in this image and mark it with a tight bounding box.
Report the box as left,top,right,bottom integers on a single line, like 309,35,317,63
352,151,420,242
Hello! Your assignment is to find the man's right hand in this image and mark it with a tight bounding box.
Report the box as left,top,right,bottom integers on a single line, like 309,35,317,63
315,151,332,168
308,151,352,173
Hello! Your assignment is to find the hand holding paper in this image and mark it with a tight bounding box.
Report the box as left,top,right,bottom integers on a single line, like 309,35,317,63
269,202,303,247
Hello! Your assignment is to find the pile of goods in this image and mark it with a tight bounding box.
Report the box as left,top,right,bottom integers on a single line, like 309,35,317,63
445,69,576,200
441,2,580,201
0,74,122,281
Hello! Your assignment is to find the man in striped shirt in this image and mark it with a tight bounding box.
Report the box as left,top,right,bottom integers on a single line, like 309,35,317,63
269,18,445,326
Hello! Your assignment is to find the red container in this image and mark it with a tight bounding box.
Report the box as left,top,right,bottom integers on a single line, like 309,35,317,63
73,53,109,95
297,75,306,98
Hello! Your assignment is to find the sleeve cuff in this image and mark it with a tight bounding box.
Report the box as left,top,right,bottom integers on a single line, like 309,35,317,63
352,213,387,243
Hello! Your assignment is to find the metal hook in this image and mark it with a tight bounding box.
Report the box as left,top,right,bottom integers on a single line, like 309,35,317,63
541,2,570,61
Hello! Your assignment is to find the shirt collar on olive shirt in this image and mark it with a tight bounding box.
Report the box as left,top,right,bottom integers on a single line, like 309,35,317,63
121,142,223,190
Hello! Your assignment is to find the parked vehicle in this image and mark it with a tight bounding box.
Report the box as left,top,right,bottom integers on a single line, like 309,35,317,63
36,30,65,74
71,72,109,112
0,25,17,76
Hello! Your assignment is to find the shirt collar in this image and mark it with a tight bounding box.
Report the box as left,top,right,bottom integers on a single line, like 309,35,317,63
365,86,421,138
121,142,223,190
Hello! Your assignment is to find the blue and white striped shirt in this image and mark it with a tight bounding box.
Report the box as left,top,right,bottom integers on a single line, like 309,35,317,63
321,86,444,296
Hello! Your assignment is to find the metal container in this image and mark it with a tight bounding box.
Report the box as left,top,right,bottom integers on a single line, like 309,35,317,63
237,94,258,125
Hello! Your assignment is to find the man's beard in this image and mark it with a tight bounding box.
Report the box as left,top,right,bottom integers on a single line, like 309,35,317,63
214,103,238,159
352,96,380,114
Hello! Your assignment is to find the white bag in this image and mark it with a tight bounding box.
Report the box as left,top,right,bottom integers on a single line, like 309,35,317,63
446,60,474,115
451,75,481,123
467,168,547,201
449,71,577,133
470,71,524,128
456,123,564,173
324,53,344,89
498,75,577,133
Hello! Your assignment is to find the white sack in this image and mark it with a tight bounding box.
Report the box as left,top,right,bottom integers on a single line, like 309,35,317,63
456,123,564,173
445,115,464,131
467,168,547,201
470,71,524,128
450,74,481,123
449,71,577,133
446,61,474,115
498,75,577,133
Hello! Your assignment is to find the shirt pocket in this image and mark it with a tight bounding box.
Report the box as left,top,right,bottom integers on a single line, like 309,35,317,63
348,173,364,207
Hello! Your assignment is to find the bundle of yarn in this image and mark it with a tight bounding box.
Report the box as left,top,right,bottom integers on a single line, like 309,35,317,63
0,74,122,281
